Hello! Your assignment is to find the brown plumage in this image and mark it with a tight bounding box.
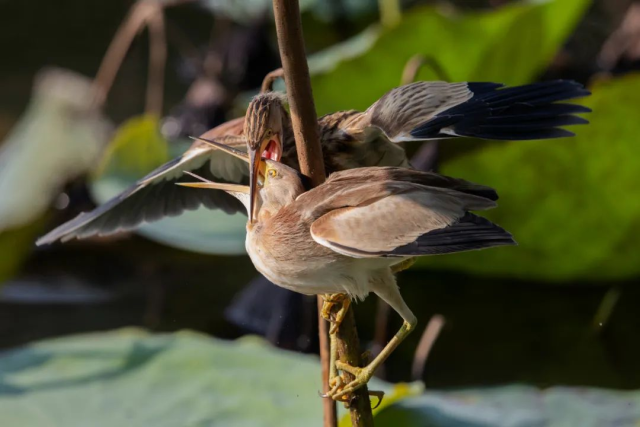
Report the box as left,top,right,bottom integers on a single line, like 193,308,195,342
175,138,515,400
37,79,589,245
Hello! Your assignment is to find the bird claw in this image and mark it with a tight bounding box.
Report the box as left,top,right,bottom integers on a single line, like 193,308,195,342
322,372,384,409
320,293,351,334
321,360,383,407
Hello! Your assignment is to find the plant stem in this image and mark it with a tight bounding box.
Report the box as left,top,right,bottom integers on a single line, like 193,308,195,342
271,0,326,186
145,5,167,116
411,315,445,381
271,1,336,424
92,2,153,107
92,0,194,108
271,0,374,425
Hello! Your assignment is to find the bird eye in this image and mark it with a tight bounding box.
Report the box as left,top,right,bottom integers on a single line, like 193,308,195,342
268,169,277,178
264,129,272,138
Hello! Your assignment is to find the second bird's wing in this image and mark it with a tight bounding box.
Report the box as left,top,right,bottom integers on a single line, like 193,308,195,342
309,181,514,258
329,80,590,143
36,122,249,246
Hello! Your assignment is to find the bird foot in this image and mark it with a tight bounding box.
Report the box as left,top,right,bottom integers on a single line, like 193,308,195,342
320,293,351,334
322,371,384,408
323,360,380,402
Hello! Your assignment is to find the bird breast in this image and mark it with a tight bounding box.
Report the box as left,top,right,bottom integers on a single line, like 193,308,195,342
244,214,356,296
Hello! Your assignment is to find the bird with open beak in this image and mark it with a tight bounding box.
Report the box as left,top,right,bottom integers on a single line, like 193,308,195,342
36,79,589,245
176,136,516,401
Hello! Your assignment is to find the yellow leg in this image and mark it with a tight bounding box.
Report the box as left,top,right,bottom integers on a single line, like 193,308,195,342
320,293,351,334
329,319,416,400
326,270,417,401
391,257,416,274
322,308,385,408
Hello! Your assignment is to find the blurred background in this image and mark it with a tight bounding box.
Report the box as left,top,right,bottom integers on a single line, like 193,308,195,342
1,0,640,425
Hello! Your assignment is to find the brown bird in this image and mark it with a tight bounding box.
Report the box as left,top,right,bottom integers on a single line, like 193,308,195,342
175,137,515,400
36,79,589,244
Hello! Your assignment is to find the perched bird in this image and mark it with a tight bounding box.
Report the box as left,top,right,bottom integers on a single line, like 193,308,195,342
176,137,516,400
36,80,589,245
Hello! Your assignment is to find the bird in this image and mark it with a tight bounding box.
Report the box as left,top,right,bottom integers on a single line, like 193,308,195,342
175,136,516,401
36,79,589,245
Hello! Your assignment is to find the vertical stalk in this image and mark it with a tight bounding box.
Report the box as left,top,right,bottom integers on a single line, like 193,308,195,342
271,0,373,425
145,5,167,116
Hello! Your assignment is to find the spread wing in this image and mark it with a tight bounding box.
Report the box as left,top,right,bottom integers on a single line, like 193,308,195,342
309,181,514,258
327,80,590,143
36,119,249,245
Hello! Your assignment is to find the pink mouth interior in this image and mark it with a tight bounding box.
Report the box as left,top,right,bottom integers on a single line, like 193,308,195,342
261,140,281,161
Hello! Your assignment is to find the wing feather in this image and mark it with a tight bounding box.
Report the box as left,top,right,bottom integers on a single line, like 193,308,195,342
36,126,249,245
310,186,513,258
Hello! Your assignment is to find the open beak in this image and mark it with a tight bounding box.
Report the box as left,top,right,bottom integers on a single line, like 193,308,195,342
248,134,282,222
190,135,281,224
190,136,265,223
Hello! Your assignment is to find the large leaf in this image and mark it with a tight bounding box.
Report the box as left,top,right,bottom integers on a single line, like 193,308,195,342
310,0,590,115
93,114,169,181
418,74,640,281
0,329,394,426
2,330,639,426
375,385,640,427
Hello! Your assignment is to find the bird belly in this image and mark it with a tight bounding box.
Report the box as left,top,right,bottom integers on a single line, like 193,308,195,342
245,232,376,299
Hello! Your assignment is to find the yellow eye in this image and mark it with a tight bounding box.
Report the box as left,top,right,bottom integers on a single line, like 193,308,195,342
267,169,277,178
264,129,272,138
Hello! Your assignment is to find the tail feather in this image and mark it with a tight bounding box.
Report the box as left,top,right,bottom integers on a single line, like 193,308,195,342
410,80,590,141
389,213,516,256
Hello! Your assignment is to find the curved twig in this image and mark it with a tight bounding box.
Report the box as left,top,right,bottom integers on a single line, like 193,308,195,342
92,0,195,108
401,54,452,85
145,4,167,115
411,314,445,381
261,68,285,93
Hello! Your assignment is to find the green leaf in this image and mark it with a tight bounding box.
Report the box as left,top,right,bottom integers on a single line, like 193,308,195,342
420,74,640,281
2,331,638,426
310,0,590,115
94,114,169,181
375,385,640,427
0,219,46,284
0,329,395,426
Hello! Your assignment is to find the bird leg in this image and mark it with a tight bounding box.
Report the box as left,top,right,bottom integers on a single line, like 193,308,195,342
323,304,386,408
391,257,415,274
325,333,385,409
320,293,351,334
326,273,417,401
329,319,416,401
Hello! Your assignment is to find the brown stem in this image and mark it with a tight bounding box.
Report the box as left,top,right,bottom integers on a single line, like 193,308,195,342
272,0,371,425
261,68,285,93
92,2,154,107
411,315,445,381
334,307,374,426
145,5,167,116
91,0,195,108
316,297,337,427
271,0,327,187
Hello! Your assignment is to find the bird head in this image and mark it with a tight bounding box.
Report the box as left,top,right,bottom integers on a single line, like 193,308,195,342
244,92,287,224
181,136,303,223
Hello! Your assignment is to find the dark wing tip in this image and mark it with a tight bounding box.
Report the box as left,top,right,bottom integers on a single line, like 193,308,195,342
389,213,516,256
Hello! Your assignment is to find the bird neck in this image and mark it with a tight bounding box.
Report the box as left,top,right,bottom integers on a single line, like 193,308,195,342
258,178,305,220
